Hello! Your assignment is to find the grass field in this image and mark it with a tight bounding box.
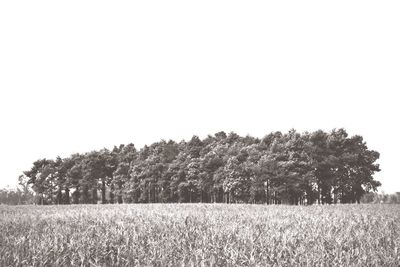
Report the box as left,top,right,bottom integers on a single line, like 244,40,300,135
1,204,399,266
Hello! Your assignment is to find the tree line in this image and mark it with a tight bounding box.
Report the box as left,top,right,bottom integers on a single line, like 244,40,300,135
361,192,400,204
0,188,34,205
20,129,381,205
0,176,35,205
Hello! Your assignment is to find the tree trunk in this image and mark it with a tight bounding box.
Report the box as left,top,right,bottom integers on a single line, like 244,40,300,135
65,187,70,204
318,186,321,204
117,181,123,203
109,183,114,204
82,186,88,204
56,188,62,204
101,180,106,204
74,186,80,204
92,188,98,204
148,185,151,203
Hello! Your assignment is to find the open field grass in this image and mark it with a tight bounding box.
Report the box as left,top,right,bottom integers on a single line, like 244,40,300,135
1,204,399,266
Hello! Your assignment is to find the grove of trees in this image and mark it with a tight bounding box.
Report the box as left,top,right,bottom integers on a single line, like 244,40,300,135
0,188,34,205
20,129,381,205
0,175,35,205
361,192,400,204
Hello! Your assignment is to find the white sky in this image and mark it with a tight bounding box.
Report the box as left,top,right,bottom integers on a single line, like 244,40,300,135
0,1,399,193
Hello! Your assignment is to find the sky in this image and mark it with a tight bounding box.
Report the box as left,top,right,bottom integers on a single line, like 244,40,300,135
0,1,399,193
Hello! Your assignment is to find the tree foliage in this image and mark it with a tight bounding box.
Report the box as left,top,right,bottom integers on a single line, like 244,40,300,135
20,129,381,205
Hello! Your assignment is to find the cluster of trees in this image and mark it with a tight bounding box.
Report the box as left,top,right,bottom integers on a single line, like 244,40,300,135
361,192,400,204
20,129,381,205
0,177,35,205
0,188,34,205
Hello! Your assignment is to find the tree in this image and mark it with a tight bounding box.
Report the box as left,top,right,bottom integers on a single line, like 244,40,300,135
66,154,84,204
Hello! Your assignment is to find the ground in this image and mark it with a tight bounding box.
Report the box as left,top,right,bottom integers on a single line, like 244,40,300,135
1,204,399,266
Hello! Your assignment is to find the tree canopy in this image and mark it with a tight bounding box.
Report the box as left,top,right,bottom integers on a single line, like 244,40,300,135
20,129,381,205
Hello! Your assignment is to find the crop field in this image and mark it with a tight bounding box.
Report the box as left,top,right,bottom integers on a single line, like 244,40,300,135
1,204,399,266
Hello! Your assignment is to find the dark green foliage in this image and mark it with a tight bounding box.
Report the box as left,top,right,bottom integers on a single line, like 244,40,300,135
19,129,381,205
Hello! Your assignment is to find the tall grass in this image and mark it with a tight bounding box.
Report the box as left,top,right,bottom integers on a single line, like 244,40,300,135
1,204,399,266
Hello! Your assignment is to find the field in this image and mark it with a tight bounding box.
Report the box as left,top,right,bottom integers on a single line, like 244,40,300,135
1,204,399,266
